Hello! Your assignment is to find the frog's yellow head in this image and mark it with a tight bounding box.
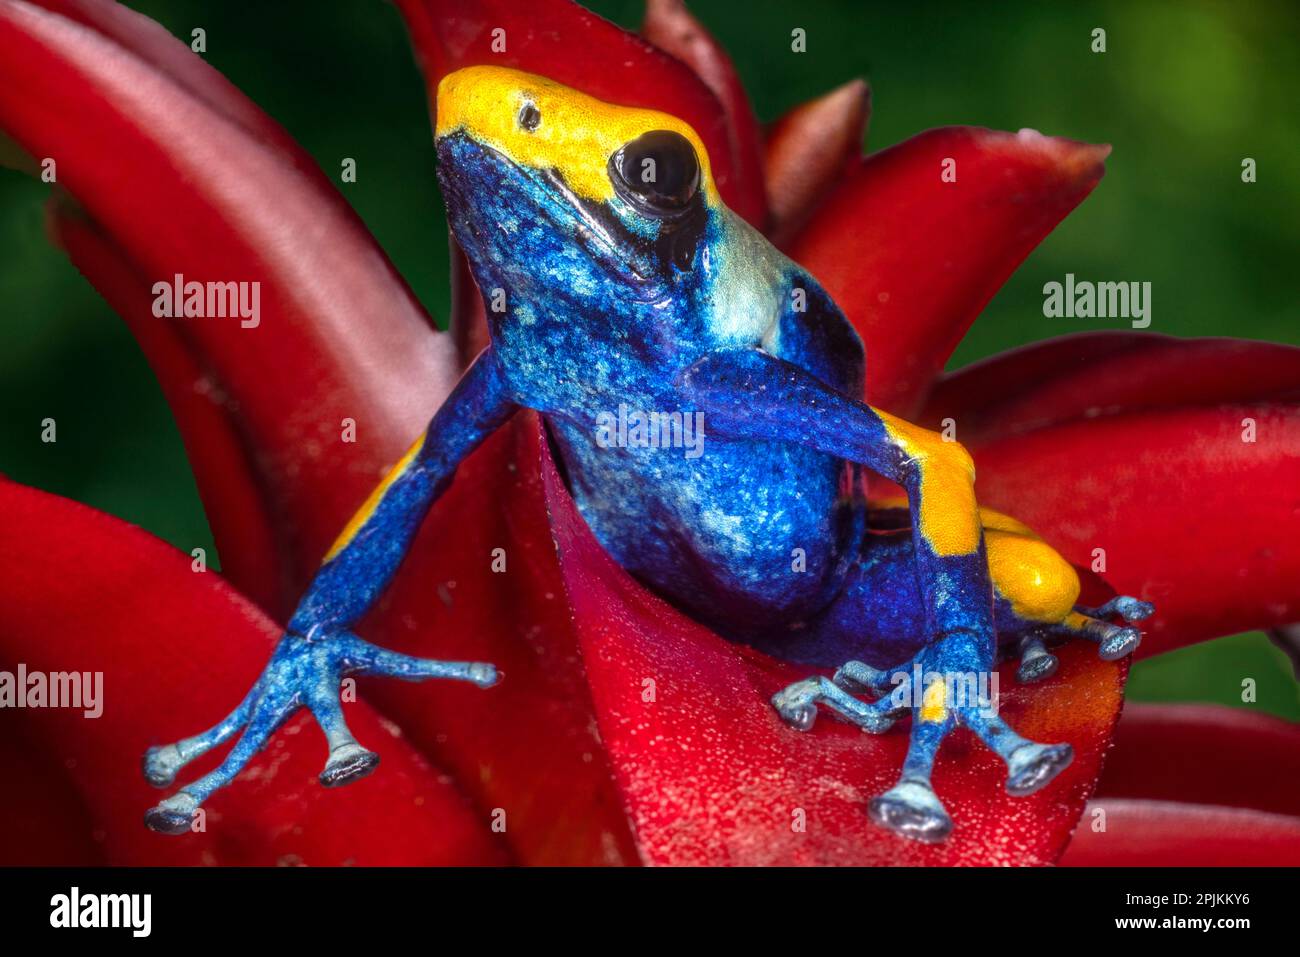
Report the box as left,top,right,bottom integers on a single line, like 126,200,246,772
435,65,718,210
434,66,720,290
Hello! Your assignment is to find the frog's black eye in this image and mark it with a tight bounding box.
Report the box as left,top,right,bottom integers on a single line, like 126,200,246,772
518,101,541,132
609,130,701,215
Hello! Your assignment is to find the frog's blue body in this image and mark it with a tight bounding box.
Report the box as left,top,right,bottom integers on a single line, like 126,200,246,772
143,67,1152,844
437,127,865,639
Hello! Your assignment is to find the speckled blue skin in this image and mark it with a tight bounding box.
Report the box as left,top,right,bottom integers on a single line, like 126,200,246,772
142,124,1152,845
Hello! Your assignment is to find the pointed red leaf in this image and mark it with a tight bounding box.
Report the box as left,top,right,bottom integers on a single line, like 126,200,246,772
394,0,764,223
538,434,1124,865
17,0,300,151
641,0,766,226
921,333,1300,446
1059,799,1300,867
786,127,1108,416
0,0,460,617
1095,703,1300,818
764,78,871,246
973,404,1300,656
917,331,1162,444
51,210,285,613
0,477,503,865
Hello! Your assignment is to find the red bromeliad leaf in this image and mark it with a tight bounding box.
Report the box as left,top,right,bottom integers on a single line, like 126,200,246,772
921,332,1156,433
640,0,765,226
1095,703,1300,818
1059,799,1300,867
394,0,765,224
786,127,1109,417
764,79,871,247
538,426,1124,865
15,0,299,152
51,209,285,614
921,333,1300,446
0,477,504,866
0,0,460,618
973,404,1300,657
1069,697,1300,868
0,733,104,865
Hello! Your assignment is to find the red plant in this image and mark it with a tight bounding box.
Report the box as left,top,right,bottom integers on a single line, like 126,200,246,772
0,0,1297,866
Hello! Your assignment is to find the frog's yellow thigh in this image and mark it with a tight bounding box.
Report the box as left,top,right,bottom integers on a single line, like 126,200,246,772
985,527,1080,624
868,497,1080,623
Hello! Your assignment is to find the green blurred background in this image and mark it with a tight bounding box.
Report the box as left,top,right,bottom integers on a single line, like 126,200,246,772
1,1,1297,718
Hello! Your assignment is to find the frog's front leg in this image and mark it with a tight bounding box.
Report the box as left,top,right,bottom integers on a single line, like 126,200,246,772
143,351,516,833
680,348,1079,842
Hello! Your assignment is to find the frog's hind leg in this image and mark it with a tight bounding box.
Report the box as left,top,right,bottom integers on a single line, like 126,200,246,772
1078,596,1156,623
999,590,1153,678
768,513,1115,843
1011,631,1059,683
1055,596,1155,662
1049,610,1147,662
860,633,1074,844
983,518,1153,681
868,699,1074,843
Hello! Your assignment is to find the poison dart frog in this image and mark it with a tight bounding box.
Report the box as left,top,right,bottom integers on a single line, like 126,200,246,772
143,66,1153,844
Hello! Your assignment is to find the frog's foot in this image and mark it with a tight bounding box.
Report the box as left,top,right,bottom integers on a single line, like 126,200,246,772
771,660,902,734
868,775,953,843
1003,596,1154,682
142,632,497,834
776,633,1074,844
1053,599,1151,661
1079,595,1155,624
867,698,1073,844
1012,632,1059,684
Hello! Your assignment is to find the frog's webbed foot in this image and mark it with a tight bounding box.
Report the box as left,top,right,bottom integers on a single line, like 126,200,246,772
773,632,1073,844
142,632,497,834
